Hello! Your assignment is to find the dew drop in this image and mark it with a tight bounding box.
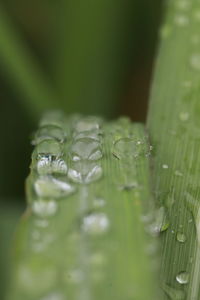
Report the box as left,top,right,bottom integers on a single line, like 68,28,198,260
37,157,67,175
32,199,58,217
68,163,103,184
175,170,183,177
73,130,101,142
179,112,189,121
174,15,189,26
34,140,63,159
162,164,169,169
81,212,110,235
152,206,170,234
74,117,100,133
34,176,75,198
40,291,64,300
71,138,102,161
32,125,65,145
176,271,189,284
176,232,186,243
113,137,144,159
190,53,200,70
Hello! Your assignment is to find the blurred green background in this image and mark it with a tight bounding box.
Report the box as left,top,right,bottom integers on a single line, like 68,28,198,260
0,0,163,297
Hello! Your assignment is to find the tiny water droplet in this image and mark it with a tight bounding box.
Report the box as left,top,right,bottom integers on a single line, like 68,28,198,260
175,170,183,177
81,212,110,235
32,199,58,217
34,176,75,198
162,164,169,169
190,53,200,70
179,112,189,121
176,271,189,284
68,163,103,184
37,157,67,175
152,206,170,234
176,232,186,243
174,15,189,26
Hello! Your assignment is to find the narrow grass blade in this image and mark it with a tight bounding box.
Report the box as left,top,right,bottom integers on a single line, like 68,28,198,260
7,113,160,300
0,4,58,118
147,0,200,299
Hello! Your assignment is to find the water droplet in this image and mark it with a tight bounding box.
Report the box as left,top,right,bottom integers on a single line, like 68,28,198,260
73,130,101,142
68,163,103,184
37,157,67,175
177,232,186,243
32,125,65,145
39,111,64,128
81,212,110,235
71,138,102,161
34,140,63,159
74,117,100,132
34,219,49,228
179,112,189,121
176,271,189,284
175,170,183,177
174,15,189,26
162,164,169,169
190,53,200,70
113,137,144,159
40,291,64,300
153,206,170,234
34,176,75,198
32,199,58,217
93,198,106,208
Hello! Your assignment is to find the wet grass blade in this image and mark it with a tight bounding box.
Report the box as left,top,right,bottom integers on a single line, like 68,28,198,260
147,0,200,299
0,4,58,119
7,113,160,300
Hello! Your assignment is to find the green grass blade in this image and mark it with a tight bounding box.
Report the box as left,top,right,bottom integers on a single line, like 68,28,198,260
147,0,200,299
7,113,160,299
0,4,58,118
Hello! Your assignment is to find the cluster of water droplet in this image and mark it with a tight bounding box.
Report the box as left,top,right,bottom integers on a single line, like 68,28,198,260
68,117,103,184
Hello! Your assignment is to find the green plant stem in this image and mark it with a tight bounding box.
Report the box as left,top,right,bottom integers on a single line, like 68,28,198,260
147,0,200,299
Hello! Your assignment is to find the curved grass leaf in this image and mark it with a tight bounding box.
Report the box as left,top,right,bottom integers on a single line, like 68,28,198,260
147,0,200,298
7,113,160,300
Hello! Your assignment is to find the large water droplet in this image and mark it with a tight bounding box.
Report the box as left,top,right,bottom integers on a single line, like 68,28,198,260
37,157,67,175
113,137,144,159
190,53,200,70
71,138,102,161
176,271,189,284
33,126,65,145
32,199,58,217
81,212,110,235
176,232,186,243
74,117,100,132
68,162,103,184
34,176,75,198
